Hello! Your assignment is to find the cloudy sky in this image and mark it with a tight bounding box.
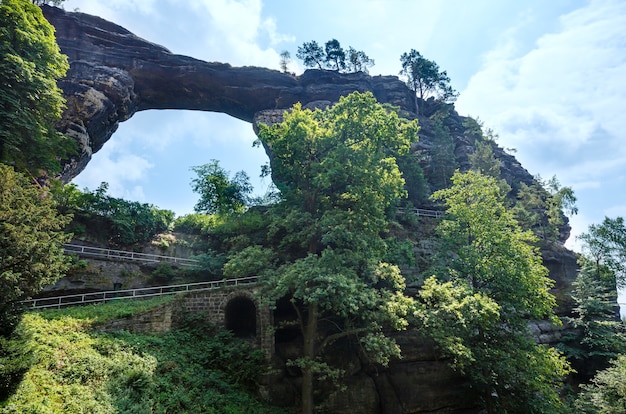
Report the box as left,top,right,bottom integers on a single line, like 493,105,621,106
62,0,626,255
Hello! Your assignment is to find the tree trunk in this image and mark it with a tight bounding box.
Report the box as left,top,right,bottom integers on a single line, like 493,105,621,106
302,302,318,414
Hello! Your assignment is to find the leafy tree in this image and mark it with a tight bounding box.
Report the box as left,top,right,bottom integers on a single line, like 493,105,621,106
345,46,374,74
578,216,626,287
279,50,291,73
417,171,570,414
559,256,626,381
469,140,501,178
427,117,458,190
324,39,345,71
399,49,458,113
0,0,75,175
513,175,577,242
52,182,175,246
255,92,419,413
575,354,626,413
296,40,325,70
191,160,253,216
31,0,66,5
0,164,72,335
296,39,373,74
396,153,429,205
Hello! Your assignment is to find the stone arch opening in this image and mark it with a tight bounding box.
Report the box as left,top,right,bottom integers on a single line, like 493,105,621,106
225,295,257,338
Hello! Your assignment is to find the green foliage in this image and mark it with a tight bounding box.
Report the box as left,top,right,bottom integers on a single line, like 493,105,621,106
512,175,577,242
574,354,626,414
0,307,283,413
223,246,276,279
579,216,626,287
296,39,374,73
469,140,501,178
52,182,175,246
0,0,75,175
427,117,458,190
279,50,291,73
186,251,226,279
213,208,272,253
173,212,219,235
396,153,429,205
190,160,253,216
0,165,72,336
296,40,325,69
399,49,458,112
149,263,177,285
257,91,418,412
345,46,374,74
420,171,570,413
32,0,66,5
559,257,626,380
324,39,345,71
36,296,175,325
383,237,416,267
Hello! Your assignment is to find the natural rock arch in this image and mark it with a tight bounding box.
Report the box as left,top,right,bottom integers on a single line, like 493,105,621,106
41,5,416,182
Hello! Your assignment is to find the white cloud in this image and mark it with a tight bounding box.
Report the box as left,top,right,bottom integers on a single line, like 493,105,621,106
72,137,154,200
455,0,626,248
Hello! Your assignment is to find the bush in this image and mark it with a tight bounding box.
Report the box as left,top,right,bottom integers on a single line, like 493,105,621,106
0,304,285,413
173,213,219,235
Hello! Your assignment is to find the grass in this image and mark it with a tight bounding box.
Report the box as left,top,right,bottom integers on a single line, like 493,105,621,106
0,300,289,413
35,295,177,325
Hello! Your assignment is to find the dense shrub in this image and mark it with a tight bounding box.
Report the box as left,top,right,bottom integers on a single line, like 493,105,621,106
52,182,175,246
0,302,285,413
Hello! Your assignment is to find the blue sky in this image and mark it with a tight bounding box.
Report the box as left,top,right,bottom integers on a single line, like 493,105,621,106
62,0,626,256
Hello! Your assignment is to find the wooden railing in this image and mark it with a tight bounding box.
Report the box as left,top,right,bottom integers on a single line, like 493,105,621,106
64,244,199,267
20,276,259,310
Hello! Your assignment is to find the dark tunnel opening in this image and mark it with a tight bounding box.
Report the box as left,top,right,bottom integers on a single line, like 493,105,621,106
225,296,257,338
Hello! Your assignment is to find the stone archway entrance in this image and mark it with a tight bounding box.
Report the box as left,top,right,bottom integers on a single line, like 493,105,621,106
224,296,257,338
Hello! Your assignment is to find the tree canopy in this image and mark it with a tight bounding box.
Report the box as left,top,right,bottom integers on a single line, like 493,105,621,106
190,160,253,216
296,39,374,73
0,164,72,335
0,0,74,175
579,216,626,287
255,91,419,413
415,171,570,413
399,49,458,113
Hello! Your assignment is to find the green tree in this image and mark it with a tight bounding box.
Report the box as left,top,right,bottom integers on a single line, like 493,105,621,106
296,40,325,70
513,175,577,242
324,39,345,71
0,164,72,335
559,256,626,381
279,50,291,73
399,49,458,113
191,160,253,216
575,354,626,414
345,46,374,74
0,0,74,175
255,92,419,413
427,117,458,190
579,216,626,286
417,171,570,413
469,140,501,178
